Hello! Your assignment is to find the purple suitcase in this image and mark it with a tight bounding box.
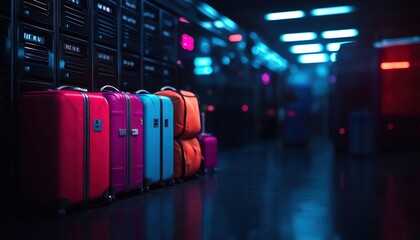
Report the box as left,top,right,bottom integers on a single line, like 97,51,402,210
100,85,144,195
198,112,218,172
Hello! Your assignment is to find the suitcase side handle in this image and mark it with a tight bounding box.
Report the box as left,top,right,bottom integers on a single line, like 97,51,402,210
160,86,177,91
135,89,150,94
57,85,88,92
100,85,120,92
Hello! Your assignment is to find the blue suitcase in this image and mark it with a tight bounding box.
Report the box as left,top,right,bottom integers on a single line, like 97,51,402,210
158,96,175,185
136,90,161,190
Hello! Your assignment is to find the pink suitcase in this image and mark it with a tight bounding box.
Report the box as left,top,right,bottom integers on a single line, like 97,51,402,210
198,112,218,172
100,85,144,196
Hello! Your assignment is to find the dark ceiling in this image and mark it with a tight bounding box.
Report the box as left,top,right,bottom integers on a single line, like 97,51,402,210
201,0,420,65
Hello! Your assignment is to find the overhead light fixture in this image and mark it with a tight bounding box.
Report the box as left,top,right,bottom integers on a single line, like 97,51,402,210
321,29,359,39
290,44,323,54
197,2,219,20
374,36,420,48
380,61,410,70
229,34,243,42
194,66,213,75
214,20,224,28
221,16,238,31
326,41,354,51
280,32,317,42
194,57,212,67
265,10,305,21
298,53,328,64
310,6,354,16
330,53,337,62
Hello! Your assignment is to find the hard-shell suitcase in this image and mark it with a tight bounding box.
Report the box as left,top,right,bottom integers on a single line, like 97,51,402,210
155,86,201,138
158,95,175,184
198,112,218,172
174,137,202,179
100,85,144,196
136,90,173,189
19,87,111,215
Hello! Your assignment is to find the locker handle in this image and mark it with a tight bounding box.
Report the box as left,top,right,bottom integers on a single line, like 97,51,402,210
135,89,150,94
160,86,177,91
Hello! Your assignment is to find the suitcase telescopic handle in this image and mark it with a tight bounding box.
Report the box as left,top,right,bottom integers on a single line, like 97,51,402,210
201,112,206,134
135,89,150,94
160,86,177,91
57,85,88,92
100,85,120,92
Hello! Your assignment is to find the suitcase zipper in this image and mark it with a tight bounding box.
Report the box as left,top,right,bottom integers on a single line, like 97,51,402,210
81,92,90,201
123,93,132,191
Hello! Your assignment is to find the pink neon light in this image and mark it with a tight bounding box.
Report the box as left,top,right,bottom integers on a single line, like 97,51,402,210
339,128,346,135
177,60,182,65
380,61,410,70
262,73,270,85
181,34,194,51
229,34,243,42
207,105,215,112
286,110,297,118
267,108,276,116
179,17,190,23
241,104,249,112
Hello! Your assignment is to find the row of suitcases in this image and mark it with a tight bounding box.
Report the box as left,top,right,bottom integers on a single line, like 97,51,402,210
19,85,217,215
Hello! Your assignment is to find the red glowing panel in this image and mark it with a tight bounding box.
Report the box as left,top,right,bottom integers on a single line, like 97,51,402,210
380,61,410,70
207,105,215,112
229,34,243,42
181,34,194,51
267,108,276,116
380,44,420,115
241,104,249,112
339,128,346,135
286,110,297,118
179,17,190,23
261,73,270,85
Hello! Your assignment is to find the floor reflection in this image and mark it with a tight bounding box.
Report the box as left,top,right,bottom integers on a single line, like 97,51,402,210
4,137,420,239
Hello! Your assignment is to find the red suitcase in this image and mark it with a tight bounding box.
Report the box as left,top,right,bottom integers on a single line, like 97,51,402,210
19,87,111,215
100,85,144,196
198,112,218,173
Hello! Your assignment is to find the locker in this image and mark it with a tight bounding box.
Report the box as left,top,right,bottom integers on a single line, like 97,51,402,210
121,8,141,54
93,44,118,89
58,34,89,86
17,23,54,83
58,0,89,37
121,52,141,91
17,0,54,27
92,0,118,47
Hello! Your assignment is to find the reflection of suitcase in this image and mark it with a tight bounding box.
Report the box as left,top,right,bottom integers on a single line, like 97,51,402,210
19,87,111,215
136,90,173,190
198,112,217,172
100,85,144,196
174,137,202,179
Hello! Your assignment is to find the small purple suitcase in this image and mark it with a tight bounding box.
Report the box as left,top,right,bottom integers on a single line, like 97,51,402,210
100,85,144,196
198,112,218,172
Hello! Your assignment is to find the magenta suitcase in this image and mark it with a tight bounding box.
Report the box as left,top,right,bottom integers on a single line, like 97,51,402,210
100,85,144,196
198,112,218,172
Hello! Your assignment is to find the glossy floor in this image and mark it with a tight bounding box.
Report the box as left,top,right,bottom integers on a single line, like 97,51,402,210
4,137,420,239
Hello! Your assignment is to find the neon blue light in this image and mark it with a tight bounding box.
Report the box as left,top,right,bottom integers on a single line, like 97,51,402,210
214,20,224,28
330,53,337,62
222,56,230,65
265,11,305,21
212,37,227,47
298,53,328,64
280,32,317,42
326,41,354,51
221,16,238,31
310,6,354,16
290,44,323,54
321,29,358,39
374,36,420,48
197,3,219,20
194,57,212,67
194,66,213,75
200,21,213,30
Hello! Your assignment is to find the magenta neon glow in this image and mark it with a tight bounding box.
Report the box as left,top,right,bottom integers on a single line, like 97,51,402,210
262,73,270,85
178,17,190,23
181,34,194,51
339,128,346,135
241,104,249,112
229,34,243,42
267,108,276,116
207,105,215,112
286,110,297,118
